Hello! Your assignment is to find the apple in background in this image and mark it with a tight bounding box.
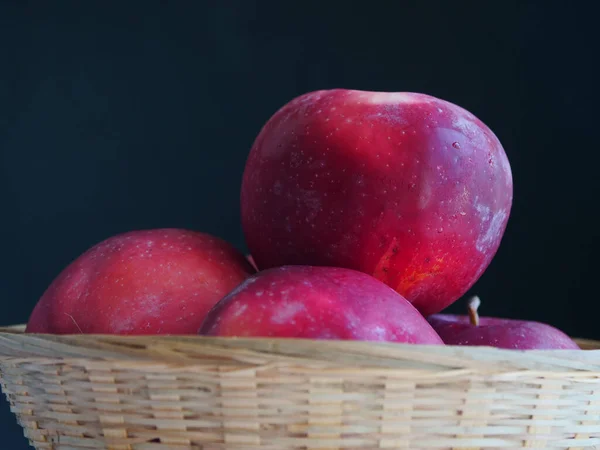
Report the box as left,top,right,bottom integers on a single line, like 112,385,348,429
241,89,513,316
26,229,256,335
427,296,580,350
199,265,444,345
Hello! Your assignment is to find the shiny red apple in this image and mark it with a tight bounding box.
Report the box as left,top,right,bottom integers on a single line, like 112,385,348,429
199,265,444,344
241,89,513,316
427,296,580,349
26,229,255,335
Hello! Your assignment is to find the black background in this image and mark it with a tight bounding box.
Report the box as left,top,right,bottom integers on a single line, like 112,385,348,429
1,1,597,447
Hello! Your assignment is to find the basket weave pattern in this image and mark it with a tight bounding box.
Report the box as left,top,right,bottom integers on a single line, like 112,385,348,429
1,326,600,449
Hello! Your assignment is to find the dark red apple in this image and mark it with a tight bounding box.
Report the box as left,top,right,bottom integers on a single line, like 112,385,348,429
427,296,580,349
26,229,256,335
241,89,513,316
199,265,444,344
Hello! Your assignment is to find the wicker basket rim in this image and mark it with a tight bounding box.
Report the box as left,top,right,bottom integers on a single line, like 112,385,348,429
1,324,599,373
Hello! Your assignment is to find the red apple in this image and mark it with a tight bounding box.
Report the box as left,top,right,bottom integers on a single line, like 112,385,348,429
26,229,256,335
241,89,513,316
427,296,580,350
199,265,444,344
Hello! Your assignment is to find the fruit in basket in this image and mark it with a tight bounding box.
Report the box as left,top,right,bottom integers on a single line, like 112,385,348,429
198,265,444,344
427,296,580,349
26,229,255,335
241,89,513,316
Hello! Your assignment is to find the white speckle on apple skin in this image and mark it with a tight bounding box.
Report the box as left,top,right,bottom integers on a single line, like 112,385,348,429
474,197,492,223
476,209,508,253
417,181,432,210
450,109,489,148
271,301,306,325
369,325,387,340
233,303,248,318
358,91,424,105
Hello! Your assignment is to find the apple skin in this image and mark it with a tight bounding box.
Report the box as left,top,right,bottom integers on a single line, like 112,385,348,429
26,229,256,335
198,265,444,345
241,89,513,316
427,314,580,350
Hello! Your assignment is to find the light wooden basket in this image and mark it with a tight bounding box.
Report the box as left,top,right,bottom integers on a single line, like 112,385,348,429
1,325,599,449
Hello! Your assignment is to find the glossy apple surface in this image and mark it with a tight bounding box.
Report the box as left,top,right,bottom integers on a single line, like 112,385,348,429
241,89,513,315
199,265,444,344
26,229,255,335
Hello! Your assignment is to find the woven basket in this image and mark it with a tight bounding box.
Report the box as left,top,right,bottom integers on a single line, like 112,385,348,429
1,325,599,449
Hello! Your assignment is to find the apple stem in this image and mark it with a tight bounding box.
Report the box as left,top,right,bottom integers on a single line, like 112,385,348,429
467,295,481,326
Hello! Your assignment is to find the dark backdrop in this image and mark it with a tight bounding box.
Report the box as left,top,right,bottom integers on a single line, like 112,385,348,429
1,1,597,448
